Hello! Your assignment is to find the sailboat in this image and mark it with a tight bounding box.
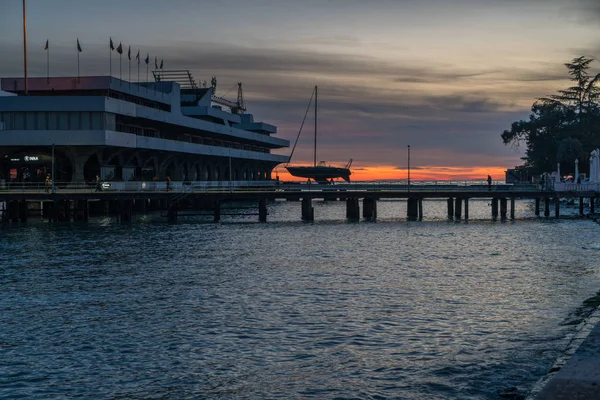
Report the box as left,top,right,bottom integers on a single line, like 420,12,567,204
285,86,352,184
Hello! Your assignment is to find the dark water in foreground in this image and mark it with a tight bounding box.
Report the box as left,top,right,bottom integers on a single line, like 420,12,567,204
2,200,600,399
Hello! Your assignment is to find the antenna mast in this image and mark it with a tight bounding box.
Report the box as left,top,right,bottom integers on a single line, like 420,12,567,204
314,85,317,167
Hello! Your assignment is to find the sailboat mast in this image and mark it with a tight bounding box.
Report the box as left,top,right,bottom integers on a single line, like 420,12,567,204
314,85,317,167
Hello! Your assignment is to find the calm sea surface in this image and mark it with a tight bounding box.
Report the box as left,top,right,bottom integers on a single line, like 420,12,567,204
2,199,600,399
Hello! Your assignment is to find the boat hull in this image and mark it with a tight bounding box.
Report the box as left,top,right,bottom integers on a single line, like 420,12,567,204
285,166,351,184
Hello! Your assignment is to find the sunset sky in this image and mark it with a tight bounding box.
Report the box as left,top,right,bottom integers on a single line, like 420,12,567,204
1,0,600,181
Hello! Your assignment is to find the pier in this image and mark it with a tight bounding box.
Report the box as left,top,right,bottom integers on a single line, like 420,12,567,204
1,181,598,223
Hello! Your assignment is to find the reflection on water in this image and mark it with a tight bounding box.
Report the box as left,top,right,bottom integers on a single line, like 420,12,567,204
1,199,599,399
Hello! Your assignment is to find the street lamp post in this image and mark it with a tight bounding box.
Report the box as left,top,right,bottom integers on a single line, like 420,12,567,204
407,145,411,192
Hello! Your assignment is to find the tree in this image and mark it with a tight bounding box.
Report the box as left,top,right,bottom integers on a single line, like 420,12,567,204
502,57,600,176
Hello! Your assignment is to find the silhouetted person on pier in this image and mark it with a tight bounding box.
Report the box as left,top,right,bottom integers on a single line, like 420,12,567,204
166,176,171,192
487,175,492,191
95,175,101,192
45,174,51,193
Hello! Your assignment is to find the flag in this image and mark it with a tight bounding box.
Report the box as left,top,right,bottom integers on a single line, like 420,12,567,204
110,38,114,51
44,39,48,50
145,53,149,65
116,42,123,55
136,50,140,64
155,56,158,70
127,46,131,60
77,38,82,52
160,59,163,69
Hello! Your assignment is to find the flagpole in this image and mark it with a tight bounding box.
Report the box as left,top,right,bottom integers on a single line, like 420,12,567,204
119,53,122,81
109,46,112,78
23,0,28,95
77,47,80,82
46,41,49,83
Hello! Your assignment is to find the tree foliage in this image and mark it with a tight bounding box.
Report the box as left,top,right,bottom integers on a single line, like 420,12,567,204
502,56,600,175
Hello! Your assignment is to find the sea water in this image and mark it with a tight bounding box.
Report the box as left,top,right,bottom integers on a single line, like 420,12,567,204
1,199,599,399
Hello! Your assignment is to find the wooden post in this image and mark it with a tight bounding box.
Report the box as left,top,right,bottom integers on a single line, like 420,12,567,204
447,197,454,219
464,198,469,221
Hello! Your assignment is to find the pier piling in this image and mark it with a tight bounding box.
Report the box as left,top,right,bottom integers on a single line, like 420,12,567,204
258,198,267,223
407,198,419,220
554,197,560,218
346,198,360,220
302,198,314,221
591,197,596,215
447,198,454,219
362,197,377,220
454,197,462,219
580,197,584,216
500,198,507,220
464,198,469,220
491,197,498,220
544,197,550,217
213,201,221,223
535,198,540,216
510,197,515,220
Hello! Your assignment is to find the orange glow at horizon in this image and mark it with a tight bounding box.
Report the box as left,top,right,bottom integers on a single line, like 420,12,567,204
273,165,508,182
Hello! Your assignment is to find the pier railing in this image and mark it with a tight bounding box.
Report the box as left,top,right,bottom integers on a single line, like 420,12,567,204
0,180,545,194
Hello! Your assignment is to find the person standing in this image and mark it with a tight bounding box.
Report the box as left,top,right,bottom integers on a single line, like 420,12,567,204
166,176,171,192
487,175,492,191
45,174,51,193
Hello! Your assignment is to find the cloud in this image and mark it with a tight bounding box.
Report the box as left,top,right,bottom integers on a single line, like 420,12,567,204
0,39,534,168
